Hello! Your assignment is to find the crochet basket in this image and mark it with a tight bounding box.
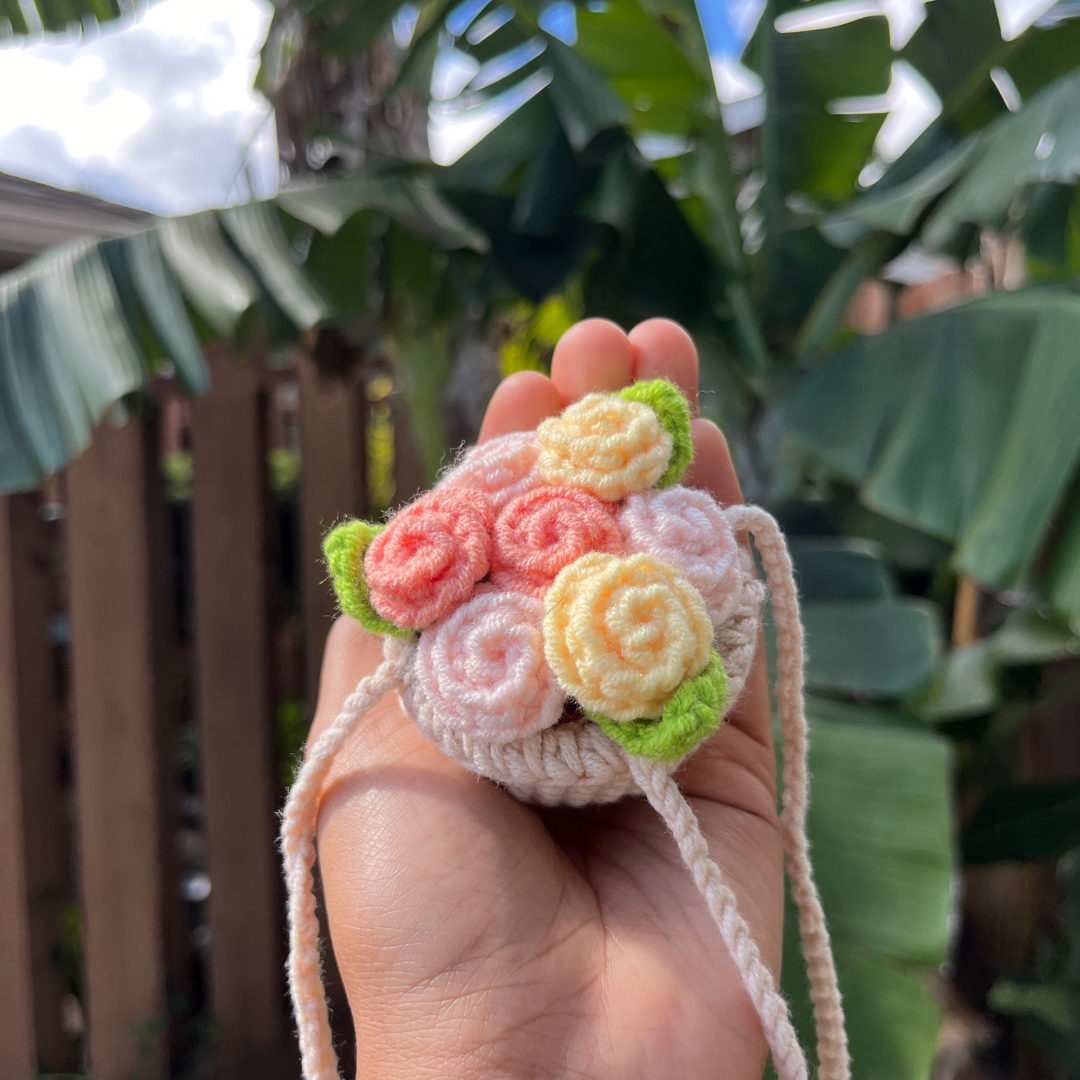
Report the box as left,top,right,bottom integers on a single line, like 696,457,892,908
282,381,850,1080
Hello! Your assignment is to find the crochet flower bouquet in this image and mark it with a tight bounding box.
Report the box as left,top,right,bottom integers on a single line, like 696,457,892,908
283,381,850,1080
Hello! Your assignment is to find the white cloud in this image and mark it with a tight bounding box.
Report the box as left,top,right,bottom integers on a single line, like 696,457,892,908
0,0,276,215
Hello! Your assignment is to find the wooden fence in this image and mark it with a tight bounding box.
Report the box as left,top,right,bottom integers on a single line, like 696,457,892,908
0,344,425,1080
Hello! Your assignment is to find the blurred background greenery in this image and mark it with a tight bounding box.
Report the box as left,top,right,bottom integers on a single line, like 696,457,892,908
4,0,1080,1077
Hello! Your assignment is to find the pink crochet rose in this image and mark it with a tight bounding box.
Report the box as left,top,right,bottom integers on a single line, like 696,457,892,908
364,488,494,629
617,487,741,630
437,429,541,512
414,591,565,742
490,486,622,598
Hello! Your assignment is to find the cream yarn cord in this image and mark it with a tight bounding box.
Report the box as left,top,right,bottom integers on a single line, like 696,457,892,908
281,651,409,1080
728,505,849,1080
624,506,848,1080
281,507,849,1080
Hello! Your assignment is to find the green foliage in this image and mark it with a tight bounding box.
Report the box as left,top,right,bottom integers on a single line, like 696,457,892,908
496,291,580,375
49,902,84,999
268,447,301,500
278,696,309,788
826,69,1080,255
0,172,481,494
784,287,1080,604
767,16,891,204
782,700,953,1080
162,450,194,503
0,0,123,35
0,236,204,494
574,0,710,134
989,849,1080,1075
790,539,942,696
802,600,941,696
964,782,1080,864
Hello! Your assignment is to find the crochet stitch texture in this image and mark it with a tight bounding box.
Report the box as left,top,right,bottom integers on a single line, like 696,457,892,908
536,391,673,500
320,519,408,638
489,484,622,598
414,589,564,742
363,487,493,629
544,550,713,721
287,379,850,1080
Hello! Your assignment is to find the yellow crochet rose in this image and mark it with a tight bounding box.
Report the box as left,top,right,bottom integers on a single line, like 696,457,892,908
536,393,673,502
543,552,713,721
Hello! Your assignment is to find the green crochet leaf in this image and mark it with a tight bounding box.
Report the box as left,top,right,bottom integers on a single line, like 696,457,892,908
619,377,693,488
591,650,728,761
322,519,412,637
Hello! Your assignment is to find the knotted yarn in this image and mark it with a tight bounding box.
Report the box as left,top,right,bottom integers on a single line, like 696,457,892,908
281,380,850,1080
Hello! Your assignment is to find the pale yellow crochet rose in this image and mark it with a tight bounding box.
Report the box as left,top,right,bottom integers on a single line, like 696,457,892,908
543,551,713,721
536,393,673,502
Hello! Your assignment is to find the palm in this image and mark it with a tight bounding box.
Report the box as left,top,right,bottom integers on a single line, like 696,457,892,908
311,319,781,1080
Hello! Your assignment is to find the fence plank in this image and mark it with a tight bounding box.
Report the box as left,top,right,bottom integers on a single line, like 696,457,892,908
67,424,167,1080
298,356,366,700
191,352,286,1077
0,494,74,1076
0,497,37,1080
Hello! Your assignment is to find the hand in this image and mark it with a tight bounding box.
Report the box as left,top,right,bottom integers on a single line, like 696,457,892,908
308,318,781,1080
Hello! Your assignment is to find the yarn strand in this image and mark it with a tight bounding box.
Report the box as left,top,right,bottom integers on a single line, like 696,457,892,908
627,506,849,1080
280,650,409,1080
626,754,809,1080
727,505,851,1080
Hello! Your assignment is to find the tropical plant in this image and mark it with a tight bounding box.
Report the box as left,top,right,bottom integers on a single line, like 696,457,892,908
4,0,1080,1077
0,0,135,36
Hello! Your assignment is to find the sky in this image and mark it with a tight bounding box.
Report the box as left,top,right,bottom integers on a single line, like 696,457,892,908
0,0,1063,218
0,0,277,215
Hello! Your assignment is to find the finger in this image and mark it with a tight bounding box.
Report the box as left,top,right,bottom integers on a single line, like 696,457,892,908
675,420,776,812
629,318,699,412
550,318,634,403
478,370,563,443
677,646,775,816
684,418,744,506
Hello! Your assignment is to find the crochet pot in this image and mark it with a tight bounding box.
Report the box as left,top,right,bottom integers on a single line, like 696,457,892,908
282,380,850,1080
397,538,763,807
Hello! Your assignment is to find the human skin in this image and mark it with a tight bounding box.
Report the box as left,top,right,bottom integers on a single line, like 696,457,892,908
307,318,781,1080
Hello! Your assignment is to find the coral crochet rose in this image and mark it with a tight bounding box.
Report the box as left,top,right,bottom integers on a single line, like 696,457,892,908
618,488,741,629
543,551,713,721
536,393,672,502
364,489,494,629
414,591,565,742
490,485,622,598
437,430,541,512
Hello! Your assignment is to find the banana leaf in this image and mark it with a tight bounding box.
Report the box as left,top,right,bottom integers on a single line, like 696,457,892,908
0,170,489,495
782,699,954,1080
783,287,1080,612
